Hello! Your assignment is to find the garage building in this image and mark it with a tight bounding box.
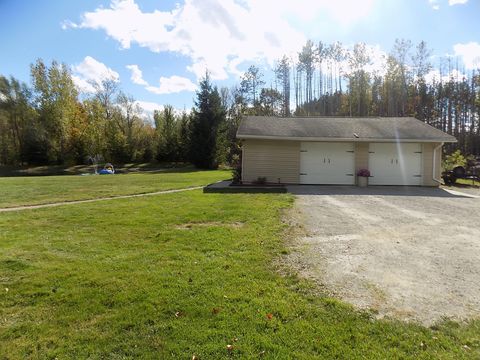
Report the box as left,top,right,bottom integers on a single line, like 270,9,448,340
237,116,457,186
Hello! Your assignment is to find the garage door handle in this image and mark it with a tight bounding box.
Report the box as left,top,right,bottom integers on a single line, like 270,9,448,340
328,159,330,164
391,159,393,164
396,159,398,164
323,158,326,163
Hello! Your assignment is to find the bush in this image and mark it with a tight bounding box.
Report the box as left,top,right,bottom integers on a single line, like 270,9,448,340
232,165,242,184
443,150,468,171
230,153,242,184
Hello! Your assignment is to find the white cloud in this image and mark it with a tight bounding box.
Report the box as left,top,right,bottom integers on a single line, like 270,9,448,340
72,56,119,93
135,100,162,113
126,63,196,94
365,44,388,75
449,0,468,5
135,100,189,121
60,19,78,30
428,0,440,10
425,68,467,84
146,75,197,95
453,42,480,70
135,100,163,120
333,43,387,78
71,75,96,93
126,64,148,85
428,0,468,9
66,0,376,80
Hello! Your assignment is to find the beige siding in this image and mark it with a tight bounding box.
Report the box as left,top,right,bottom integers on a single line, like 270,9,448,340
355,143,369,171
242,139,300,183
422,142,442,186
354,142,369,186
241,139,444,186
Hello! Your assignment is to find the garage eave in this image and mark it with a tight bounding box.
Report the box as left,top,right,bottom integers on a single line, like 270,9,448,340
237,134,458,143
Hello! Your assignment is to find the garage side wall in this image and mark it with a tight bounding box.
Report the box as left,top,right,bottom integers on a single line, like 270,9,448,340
422,142,442,186
242,139,300,183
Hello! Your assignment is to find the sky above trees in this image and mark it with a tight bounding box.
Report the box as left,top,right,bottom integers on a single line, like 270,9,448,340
1,0,479,116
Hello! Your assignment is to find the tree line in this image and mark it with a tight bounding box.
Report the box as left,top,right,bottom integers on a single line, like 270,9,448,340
234,40,479,155
0,60,236,168
272,39,480,155
1,38,479,169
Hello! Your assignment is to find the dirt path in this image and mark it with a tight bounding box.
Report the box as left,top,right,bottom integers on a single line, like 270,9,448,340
0,186,203,213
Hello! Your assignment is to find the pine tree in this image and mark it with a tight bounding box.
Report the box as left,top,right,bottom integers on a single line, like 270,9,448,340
155,105,178,162
189,73,226,169
298,40,316,105
240,65,265,108
274,56,291,116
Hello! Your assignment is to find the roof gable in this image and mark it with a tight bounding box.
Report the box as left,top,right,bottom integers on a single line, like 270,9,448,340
236,116,457,143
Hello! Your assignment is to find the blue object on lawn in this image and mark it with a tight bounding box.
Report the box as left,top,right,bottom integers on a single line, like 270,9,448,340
98,163,115,175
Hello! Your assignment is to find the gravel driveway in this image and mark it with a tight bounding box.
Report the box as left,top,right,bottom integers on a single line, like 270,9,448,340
286,185,480,325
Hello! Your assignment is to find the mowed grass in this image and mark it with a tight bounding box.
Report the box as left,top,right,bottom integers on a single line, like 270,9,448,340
1,178,479,358
0,169,228,208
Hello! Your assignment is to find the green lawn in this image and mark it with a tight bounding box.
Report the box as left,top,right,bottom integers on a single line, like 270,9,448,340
455,178,480,187
0,172,479,358
0,169,228,208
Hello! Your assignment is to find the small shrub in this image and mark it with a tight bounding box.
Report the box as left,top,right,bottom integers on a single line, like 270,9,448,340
232,165,242,184
253,176,267,185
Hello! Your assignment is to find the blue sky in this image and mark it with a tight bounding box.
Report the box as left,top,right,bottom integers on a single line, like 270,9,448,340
1,0,479,117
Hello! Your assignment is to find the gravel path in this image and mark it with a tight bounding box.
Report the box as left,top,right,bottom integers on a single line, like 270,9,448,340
286,186,480,325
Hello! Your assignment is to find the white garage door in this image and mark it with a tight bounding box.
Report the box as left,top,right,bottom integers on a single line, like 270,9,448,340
300,142,355,184
368,143,422,185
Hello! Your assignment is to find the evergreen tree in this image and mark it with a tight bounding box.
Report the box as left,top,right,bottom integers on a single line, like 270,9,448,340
189,73,226,169
177,111,191,162
258,88,283,116
274,56,291,116
155,105,178,162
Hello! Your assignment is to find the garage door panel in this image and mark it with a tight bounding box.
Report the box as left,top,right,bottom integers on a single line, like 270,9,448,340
369,143,422,185
300,142,355,184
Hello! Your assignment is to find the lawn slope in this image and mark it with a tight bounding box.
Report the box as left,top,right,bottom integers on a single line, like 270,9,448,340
0,169,228,208
0,188,478,358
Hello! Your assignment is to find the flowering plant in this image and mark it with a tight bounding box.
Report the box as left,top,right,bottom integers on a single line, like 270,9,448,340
357,169,370,177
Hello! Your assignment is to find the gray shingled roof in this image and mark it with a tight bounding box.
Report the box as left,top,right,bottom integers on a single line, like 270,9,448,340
236,116,457,142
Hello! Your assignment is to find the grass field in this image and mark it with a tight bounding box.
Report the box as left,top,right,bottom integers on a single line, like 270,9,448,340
0,169,228,208
1,171,479,358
